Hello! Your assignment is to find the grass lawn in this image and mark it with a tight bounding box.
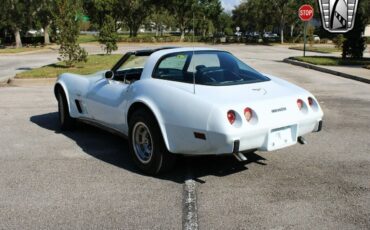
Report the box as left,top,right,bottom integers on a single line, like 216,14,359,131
77,34,98,43
291,56,370,66
289,46,341,53
0,46,50,54
16,54,121,79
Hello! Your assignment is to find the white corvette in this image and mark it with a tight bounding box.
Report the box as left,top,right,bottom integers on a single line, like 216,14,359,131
55,47,323,174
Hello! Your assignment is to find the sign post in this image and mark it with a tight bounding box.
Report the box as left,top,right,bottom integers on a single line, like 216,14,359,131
299,5,314,57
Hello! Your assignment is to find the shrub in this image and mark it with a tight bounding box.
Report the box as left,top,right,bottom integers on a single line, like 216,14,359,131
54,0,88,67
333,35,345,49
98,15,118,54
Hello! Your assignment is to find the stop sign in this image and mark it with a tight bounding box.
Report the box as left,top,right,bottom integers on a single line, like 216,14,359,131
299,5,314,21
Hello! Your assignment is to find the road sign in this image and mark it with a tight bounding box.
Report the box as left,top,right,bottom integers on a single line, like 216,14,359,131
299,5,314,57
299,5,314,22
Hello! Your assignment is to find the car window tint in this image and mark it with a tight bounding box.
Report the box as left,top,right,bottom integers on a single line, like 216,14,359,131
154,53,189,81
153,51,270,85
188,54,220,73
118,55,148,71
158,54,188,70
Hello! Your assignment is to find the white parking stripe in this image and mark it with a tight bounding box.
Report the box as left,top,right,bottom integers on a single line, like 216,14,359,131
183,179,198,230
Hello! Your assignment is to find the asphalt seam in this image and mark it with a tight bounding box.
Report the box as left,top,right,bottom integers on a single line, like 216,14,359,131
182,178,198,230
283,58,370,84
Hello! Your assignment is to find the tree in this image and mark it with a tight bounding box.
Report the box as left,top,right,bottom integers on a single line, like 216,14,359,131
117,0,153,37
33,0,54,44
198,0,223,37
216,12,233,35
150,9,175,36
2,0,32,48
98,15,118,54
342,0,369,59
232,0,274,35
84,0,120,30
54,0,88,67
164,0,198,41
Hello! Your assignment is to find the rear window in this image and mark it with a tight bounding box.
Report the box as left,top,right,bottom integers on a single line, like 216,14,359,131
153,51,269,85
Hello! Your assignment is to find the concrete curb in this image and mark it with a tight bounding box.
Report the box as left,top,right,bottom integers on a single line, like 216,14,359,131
9,78,56,86
283,58,370,84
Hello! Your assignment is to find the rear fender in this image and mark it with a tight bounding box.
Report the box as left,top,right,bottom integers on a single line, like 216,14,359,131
127,98,172,152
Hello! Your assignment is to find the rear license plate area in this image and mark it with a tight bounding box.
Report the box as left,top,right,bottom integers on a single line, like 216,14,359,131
268,125,297,150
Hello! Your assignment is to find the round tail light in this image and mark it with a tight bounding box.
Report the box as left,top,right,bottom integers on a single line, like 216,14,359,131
297,99,304,110
244,108,253,122
227,110,236,125
308,97,314,106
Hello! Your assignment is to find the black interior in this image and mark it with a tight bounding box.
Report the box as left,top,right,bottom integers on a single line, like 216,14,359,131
113,68,143,84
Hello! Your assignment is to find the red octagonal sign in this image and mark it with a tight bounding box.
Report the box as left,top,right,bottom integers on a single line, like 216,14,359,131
299,4,314,22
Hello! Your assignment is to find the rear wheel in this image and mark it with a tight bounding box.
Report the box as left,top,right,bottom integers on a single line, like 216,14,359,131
57,89,75,131
128,109,176,175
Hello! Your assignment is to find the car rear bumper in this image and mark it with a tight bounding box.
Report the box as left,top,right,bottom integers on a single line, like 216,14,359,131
169,119,323,156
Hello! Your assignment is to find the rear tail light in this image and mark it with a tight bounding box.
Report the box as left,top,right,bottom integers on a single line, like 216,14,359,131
297,99,304,110
244,108,253,122
227,110,236,125
308,97,314,106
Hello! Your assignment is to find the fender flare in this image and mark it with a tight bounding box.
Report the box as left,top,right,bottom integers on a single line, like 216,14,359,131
54,80,75,117
127,98,172,152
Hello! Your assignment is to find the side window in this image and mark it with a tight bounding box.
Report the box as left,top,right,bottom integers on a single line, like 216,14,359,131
187,54,220,73
154,53,188,82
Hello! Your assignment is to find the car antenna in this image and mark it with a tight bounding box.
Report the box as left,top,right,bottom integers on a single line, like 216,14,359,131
192,11,196,94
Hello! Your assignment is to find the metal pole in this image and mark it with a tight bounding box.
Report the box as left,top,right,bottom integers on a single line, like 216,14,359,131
303,22,307,57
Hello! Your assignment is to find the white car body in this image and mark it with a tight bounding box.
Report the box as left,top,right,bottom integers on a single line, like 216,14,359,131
55,47,323,156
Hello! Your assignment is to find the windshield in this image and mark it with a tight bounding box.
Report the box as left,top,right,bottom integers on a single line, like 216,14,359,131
153,51,270,86
118,55,148,71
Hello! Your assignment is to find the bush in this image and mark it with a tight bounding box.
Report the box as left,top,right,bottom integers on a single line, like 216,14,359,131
98,15,118,54
320,38,331,44
333,35,345,49
54,0,88,67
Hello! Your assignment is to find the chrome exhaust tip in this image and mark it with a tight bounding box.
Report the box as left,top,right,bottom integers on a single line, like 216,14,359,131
233,152,248,162
298,136,307,145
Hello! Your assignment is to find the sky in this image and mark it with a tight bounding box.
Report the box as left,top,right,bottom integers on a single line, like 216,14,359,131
221,0,241,12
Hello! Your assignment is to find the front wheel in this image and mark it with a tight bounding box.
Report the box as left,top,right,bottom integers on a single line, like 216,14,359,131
128,109,176,175
57,89,76,131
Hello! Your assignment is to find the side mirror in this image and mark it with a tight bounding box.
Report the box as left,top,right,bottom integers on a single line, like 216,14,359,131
105,70,114,79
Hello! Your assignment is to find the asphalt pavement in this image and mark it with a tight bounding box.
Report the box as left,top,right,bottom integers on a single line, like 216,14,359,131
0,45,369,229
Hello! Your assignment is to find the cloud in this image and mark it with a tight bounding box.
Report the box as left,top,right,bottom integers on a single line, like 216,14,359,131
221,0,241,12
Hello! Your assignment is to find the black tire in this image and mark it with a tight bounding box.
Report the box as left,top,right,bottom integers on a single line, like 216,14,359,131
128,109,176,175
57,89,76,131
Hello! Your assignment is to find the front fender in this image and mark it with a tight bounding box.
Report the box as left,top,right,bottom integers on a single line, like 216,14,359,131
55,77,76,117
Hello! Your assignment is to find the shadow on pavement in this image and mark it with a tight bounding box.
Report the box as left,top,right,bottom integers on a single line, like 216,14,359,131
30,112,267,184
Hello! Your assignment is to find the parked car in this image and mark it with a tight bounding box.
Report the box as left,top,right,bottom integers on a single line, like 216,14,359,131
313,35,321,43
55,47,324,174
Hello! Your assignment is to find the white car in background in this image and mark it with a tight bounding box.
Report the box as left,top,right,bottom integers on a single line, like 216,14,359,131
55,47,324,174
313,35,321,42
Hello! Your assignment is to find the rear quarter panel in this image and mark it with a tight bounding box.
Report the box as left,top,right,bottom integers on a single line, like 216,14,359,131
127,79,216,154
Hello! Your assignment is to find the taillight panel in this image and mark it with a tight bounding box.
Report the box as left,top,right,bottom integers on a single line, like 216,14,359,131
308,97,314,106
297,99,304,110
227,110,236,125
244,107,253,122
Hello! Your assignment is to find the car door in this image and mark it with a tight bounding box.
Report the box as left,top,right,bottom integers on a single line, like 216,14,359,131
84,53,149,131
85,77,129,131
